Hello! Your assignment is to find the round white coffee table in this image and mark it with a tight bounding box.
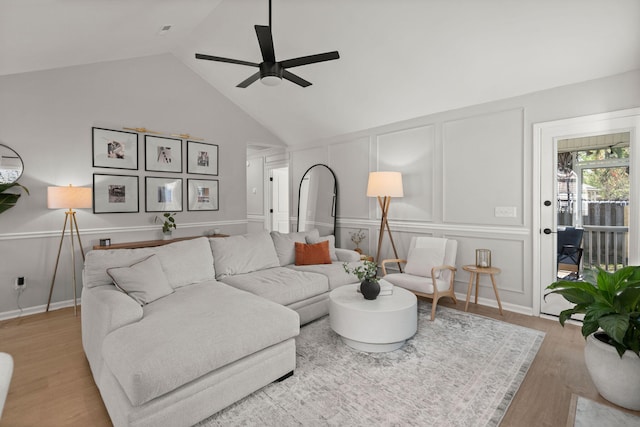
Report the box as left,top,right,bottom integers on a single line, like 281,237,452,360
329,284,417,352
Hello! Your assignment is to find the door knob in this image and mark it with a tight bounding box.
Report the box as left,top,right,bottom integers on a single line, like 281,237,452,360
544,200,551,206
543,228,553,234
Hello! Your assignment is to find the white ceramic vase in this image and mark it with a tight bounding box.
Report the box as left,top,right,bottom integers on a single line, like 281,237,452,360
162,231,172,240
584,333,640,410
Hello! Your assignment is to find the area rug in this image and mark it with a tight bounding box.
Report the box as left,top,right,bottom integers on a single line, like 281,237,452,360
570,395,640,427
198,301,545,426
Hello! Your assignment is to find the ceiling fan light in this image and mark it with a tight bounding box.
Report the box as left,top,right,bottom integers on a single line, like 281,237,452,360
261,75,282,86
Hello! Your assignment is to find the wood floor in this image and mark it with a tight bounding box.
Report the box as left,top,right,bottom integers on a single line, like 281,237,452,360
1,301,639,427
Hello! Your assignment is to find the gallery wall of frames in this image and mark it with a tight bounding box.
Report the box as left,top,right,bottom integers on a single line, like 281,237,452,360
91,127,219,214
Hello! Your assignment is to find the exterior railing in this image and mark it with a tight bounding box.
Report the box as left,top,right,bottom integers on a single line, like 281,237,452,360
582,225,629,272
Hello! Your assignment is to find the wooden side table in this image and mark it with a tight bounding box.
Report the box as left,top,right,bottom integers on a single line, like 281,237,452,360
462,265,503,315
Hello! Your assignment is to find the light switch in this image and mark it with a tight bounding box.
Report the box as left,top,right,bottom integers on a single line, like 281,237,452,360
495,207,517,218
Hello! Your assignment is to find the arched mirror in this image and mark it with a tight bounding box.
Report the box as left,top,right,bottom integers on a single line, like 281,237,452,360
297,164,337,236
0,144,24,184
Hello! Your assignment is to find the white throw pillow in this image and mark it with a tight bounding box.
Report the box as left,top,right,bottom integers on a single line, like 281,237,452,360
152,237,216,289
107,255,174,305
306,235,338,261
210,231,280,278
270,229,320,266
404,247,444,279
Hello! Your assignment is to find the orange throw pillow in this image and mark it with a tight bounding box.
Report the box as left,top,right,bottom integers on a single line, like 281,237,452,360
295,240,332,266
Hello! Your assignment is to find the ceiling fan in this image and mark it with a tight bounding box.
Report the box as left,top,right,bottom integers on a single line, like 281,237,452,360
195,0,339,88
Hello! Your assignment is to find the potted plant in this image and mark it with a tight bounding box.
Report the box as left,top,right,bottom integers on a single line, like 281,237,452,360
546,266,640,410
155,212,177,239
343,260,380,300
349,229,366,254
0,182,29,215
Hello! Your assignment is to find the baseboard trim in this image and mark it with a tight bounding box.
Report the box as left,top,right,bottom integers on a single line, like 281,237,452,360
0,299,77,321
452,291,534,316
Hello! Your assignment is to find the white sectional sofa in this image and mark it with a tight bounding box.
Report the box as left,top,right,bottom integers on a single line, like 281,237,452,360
81,230,361,427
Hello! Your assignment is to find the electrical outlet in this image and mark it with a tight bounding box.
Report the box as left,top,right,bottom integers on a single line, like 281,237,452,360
495,207,517,218
14,276,25,290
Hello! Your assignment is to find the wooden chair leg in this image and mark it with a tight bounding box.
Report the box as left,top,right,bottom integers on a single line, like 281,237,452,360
430,298,438,321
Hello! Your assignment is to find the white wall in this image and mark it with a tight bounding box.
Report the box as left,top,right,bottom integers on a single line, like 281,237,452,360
0,54,284,316
289,69,640,314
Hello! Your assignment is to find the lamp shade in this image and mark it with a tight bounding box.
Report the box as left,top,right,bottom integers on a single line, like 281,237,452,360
366,171,404,197
47,185,92,209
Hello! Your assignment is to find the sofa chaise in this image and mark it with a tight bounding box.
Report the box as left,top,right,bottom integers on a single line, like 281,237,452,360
81,230,361,427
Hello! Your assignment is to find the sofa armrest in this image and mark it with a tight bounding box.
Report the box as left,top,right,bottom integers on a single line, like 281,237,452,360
336,248,361,262
81,285,143,377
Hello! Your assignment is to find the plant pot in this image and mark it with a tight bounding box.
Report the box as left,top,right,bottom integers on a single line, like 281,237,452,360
360,279,380,300
584,332,640,410
162,231,173,240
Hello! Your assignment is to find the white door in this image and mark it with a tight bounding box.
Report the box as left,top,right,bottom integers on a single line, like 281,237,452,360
536,109,640,316
271,167,290,233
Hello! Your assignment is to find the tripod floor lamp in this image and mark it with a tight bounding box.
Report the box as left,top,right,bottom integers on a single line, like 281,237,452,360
46,185,92,316
367,171,403,271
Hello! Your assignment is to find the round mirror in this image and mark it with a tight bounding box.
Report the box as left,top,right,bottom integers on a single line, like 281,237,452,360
0,144,24,184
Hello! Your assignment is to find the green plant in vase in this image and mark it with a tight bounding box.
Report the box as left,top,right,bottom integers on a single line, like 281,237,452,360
155,212,177,239
344,260,380,300
545,266,640,410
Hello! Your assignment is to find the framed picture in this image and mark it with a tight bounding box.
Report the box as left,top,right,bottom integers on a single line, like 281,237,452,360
93,174,139,213
188,179,219,211
187,141,218,176
92,127,138,170
145,177,183,212
145,135,182,173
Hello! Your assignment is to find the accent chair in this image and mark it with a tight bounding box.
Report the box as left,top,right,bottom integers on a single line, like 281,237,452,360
381,236,458,320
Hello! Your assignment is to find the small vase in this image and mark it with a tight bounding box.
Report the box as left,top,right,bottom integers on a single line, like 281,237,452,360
360,279,380,300
162,231,173,240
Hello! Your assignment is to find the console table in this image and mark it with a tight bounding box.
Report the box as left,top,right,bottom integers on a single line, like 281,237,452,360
92,234,229,250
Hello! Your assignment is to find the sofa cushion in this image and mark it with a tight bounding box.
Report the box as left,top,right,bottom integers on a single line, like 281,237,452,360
209,232,280,278
286,261,362,290
84,248,153,289
152,237,216,288
83,237,215,289
305,234,338,261
107,255,174,305
295,241,332,266
220,267,328,306
101,281,300,406
270,229,320,266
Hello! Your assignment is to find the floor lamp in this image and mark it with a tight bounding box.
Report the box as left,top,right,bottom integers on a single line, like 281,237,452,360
367,171,403,271
46,185,92,316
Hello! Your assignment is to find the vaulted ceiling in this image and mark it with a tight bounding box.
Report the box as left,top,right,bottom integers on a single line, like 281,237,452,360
2,0,639,146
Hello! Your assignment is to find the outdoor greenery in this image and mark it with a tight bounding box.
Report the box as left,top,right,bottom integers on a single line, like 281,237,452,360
578,147,629,201
546,266,640,358
0,182,29,215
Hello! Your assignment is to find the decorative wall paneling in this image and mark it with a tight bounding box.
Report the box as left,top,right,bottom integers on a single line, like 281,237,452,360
442,108,525,226
376,125,436,222
290,107,531,312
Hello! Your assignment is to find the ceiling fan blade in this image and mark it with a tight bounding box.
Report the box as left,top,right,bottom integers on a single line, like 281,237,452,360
236,72,261,88
255,25,276,63
283,70,312,87
195,53,259,68
280,51,340,69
